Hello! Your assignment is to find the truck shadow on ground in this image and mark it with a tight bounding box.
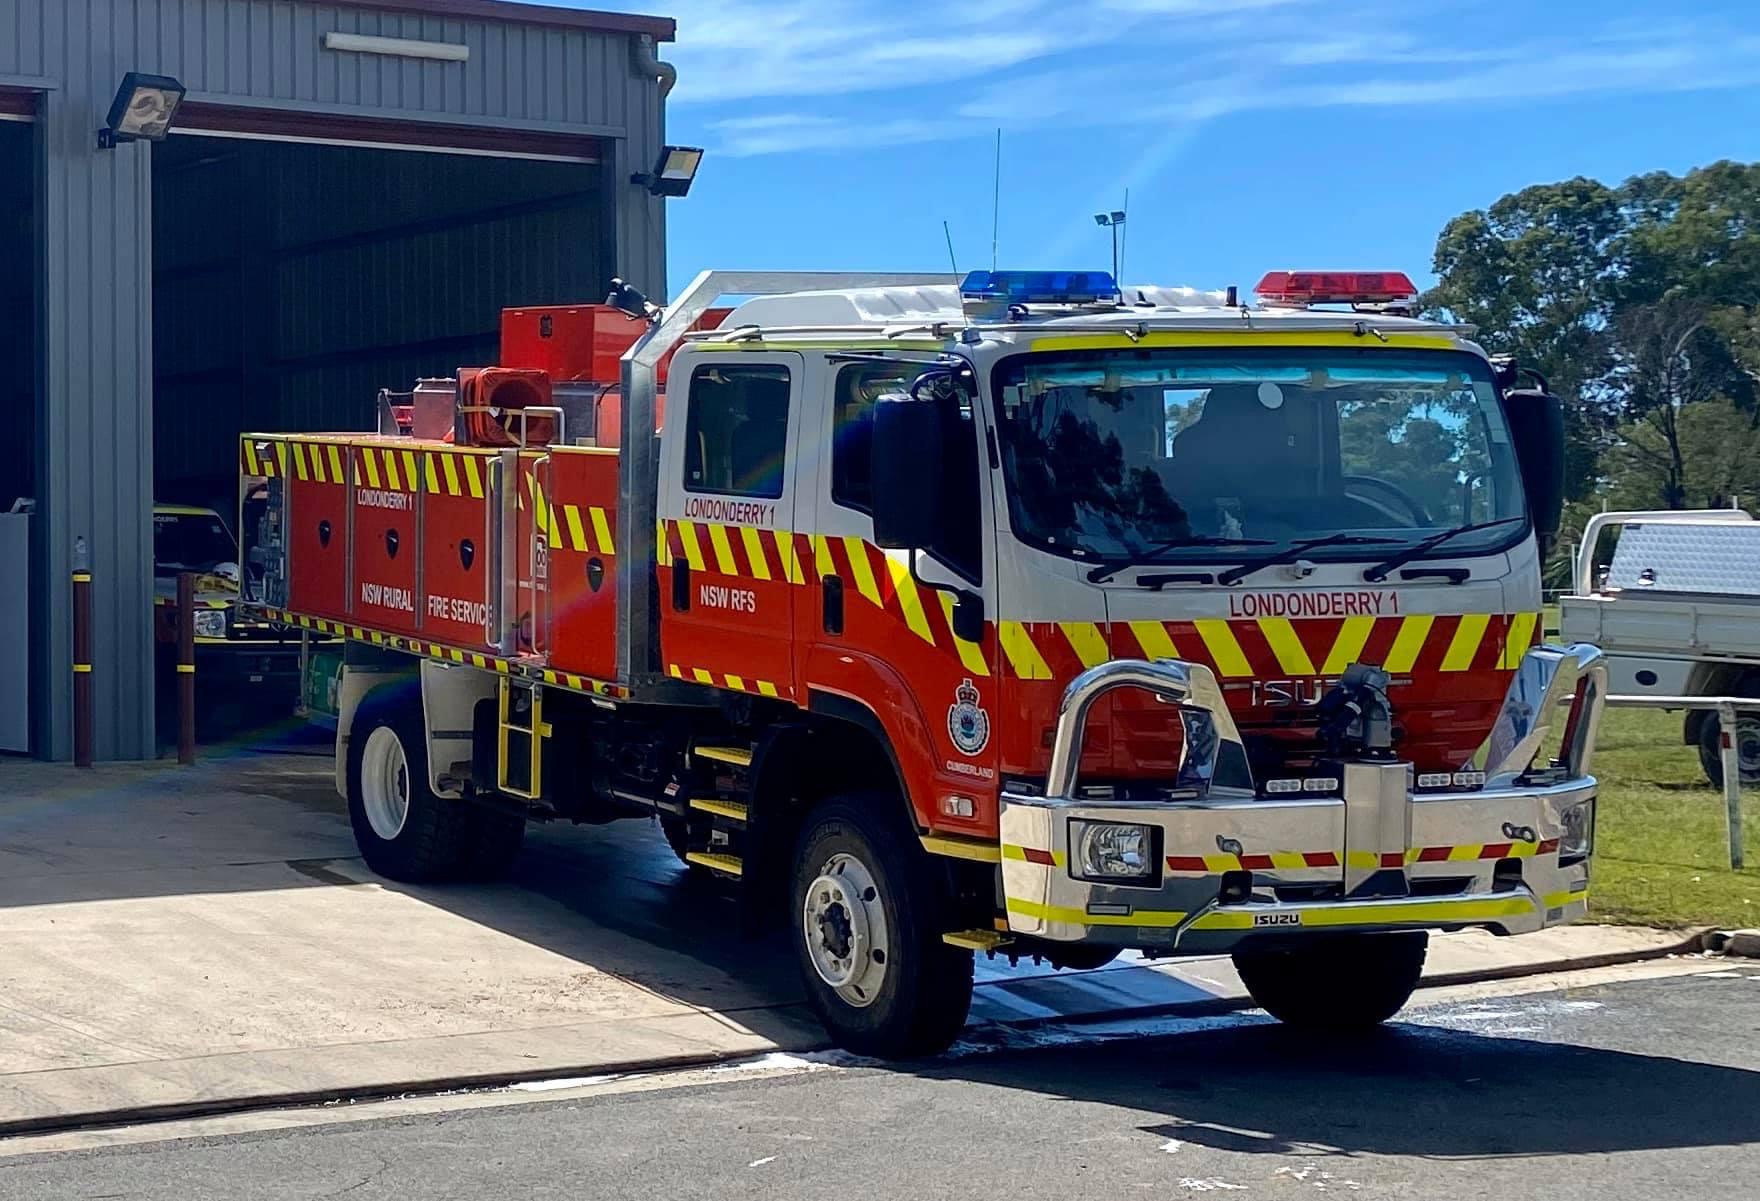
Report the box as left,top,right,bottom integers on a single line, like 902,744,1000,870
908,1004,1760,1160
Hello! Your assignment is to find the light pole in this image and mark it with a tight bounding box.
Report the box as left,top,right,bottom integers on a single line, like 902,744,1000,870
1093,210,1126,281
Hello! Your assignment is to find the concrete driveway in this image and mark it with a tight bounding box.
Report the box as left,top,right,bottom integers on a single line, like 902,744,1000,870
0,743,1688,1136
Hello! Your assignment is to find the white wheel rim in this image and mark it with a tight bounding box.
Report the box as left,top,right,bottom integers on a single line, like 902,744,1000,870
361,725,411,841
802,851,889,1008
1739,717,1760,782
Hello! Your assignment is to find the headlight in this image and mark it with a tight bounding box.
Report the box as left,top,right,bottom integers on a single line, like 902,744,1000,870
1559,800,1594,860
1070,820,1157,883
194,609,228,638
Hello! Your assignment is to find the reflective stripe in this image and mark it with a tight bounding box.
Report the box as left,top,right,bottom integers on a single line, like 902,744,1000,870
676,521,707,571
884,555,936,644
843,536,881,605
939,591,990,677
1383,614,1434,674
1258,617,1316,675
590,507,615,556
328,444,345,484
1194,619,1253,677
1442,612,1490,672
999,621,1052,679
741,525,772,581
706,521,738,574
1501,610,1539,669
463,455,484,499
773,529,803,584
919,834,1001,863
1060,621,1109,669
1321,614,1376,675
1129,619,1178,661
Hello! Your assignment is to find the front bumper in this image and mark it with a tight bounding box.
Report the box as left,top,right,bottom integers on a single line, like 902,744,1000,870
998,646,1607,953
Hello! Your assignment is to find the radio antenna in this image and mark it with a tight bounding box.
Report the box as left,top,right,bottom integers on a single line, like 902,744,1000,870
990,128,1001,272
942,220,960,278
1118,187,1129,286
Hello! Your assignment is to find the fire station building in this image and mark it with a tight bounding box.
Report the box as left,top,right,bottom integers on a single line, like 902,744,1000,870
0,0,676,759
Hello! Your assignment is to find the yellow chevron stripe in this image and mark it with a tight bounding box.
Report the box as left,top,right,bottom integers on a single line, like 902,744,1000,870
1383,614,1434,674
656,519,673,567
309,443,326,483
243,441,260,474
439,453,460,496
1442,612,1491,672
1258,617,1316,675
706,521,738,574
273,442,288,476
328,444,345,485
563,505,588,553
813,534,837,580
692,668,714,684
844,536,882,605
757,680,780,697
938,591,990,677
590,507,614,555
1060,621,1109,668
725,673,746,692
292,442,310,481
382,449,401,491
401,450,419,491
774,529,803,584
1322,614,1376,675
422,454,438,494
884,555,935,644
1195,619,1253,677
1129,619,1178,661
668,663,683,679
360,448,382,489
999,621,1053,679
1267,851,1309,870
463,455,484,499
1501,611,1539,669
740,526,772,581
676,520,707,571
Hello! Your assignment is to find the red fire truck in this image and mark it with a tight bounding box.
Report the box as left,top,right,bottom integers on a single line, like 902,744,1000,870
240,270,1608,1056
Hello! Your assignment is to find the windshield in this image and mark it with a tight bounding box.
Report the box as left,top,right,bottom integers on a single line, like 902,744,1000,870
992,347,1526,565
153,511,237,576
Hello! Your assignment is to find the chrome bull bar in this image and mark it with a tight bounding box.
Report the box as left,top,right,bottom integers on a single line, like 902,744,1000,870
999,644,1609,951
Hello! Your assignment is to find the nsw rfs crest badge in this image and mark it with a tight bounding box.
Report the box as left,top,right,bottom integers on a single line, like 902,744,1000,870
947,678,990,756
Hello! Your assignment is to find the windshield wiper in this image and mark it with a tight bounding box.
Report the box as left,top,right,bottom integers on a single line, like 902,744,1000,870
1087,535,1273,584
1216,534,1406,587
1361,517,1527,582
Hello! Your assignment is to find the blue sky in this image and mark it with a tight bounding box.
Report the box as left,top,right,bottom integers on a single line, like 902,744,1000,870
572,0,1760,299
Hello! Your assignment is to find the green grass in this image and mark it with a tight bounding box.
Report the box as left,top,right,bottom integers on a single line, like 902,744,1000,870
1589,705,1760,929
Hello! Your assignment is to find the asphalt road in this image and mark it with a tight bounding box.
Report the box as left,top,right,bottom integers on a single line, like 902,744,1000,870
4,968,1758,1200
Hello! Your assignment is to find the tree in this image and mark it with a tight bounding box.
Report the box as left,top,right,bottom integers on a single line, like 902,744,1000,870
1427,161,1760,528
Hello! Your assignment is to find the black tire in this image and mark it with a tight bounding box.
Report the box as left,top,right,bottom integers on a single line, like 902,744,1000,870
461,806,527,880
791,797,974,1058
1234,931,1428,1031
346,691,471,882
1699,711,1760,789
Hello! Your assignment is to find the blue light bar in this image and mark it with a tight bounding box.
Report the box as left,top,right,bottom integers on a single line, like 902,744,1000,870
958,270,1120,305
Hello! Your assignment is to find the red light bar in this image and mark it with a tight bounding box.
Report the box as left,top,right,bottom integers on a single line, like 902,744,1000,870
1254,270,1419,307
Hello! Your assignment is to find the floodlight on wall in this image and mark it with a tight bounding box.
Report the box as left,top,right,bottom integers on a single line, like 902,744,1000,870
97,72,186,149
631,146,704,198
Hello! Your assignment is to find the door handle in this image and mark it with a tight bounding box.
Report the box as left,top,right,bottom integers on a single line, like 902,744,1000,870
672,559,690,611
822,575,844,634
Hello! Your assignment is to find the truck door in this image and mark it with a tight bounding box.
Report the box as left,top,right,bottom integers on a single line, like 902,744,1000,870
657,354,804,697
798,357,1002,836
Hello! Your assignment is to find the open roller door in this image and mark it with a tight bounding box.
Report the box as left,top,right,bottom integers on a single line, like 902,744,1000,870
151,108,611,517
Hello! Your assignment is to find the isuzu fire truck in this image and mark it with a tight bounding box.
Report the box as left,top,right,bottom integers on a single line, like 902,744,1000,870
240,269,1609,1056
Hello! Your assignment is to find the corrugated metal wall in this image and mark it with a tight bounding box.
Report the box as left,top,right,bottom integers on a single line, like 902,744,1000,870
0,0,669,759
152,136,607,506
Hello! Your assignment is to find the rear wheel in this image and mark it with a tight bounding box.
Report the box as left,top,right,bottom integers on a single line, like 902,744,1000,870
346,694,470,882
791,797,973,1058
1699,710,1760,789
1234,931,1427,1031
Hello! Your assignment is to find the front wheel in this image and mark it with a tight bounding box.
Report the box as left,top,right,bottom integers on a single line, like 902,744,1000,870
791,797,973,1058
1233,931,1427,1031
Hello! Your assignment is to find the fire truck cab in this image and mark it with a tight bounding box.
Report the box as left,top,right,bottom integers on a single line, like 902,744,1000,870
241,269,1608,1057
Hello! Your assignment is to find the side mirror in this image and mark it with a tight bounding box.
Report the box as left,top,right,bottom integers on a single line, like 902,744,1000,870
871,392,943,550
1505,388,1565,555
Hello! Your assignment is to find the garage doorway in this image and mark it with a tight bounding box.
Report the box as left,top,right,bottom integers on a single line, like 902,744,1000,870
150,129,611,516
0,115,34,514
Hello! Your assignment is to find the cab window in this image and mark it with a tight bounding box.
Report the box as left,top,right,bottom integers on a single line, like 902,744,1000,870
683,364,791,499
